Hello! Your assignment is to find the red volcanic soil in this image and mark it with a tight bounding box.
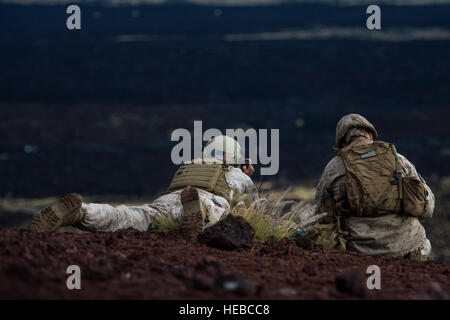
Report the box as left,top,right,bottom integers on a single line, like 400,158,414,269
0,229,449,300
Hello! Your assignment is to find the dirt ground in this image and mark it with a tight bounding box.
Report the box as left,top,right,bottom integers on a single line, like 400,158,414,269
0,229,449,300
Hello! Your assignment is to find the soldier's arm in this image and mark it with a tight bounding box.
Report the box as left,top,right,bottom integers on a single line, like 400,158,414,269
240,158,255,177
398,153,435,220
314,156,346,214
226,167,259,200
315,171,327,205
241,175,258,199
315,171,328,213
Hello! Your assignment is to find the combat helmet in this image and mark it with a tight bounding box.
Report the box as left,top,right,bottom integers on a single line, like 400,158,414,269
203,135,243,165
335,114,378,149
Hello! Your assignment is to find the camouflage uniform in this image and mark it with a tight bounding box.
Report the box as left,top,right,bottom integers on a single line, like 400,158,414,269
80,163,257,233
314,114,434,258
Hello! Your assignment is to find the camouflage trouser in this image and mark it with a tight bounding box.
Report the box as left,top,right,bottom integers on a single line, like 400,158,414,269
80,188,230,233
307,217,432,260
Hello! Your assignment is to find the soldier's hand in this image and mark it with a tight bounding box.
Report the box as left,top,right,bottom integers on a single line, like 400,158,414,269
241,159,255,177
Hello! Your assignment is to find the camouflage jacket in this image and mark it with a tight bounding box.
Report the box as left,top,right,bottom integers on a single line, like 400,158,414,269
315,139,434,258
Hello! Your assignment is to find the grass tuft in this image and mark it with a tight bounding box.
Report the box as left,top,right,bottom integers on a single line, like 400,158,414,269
231,188,320,242
152,212,180,232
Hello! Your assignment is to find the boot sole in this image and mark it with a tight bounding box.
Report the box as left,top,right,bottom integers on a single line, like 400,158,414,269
180,186,205,237
30,193,83,232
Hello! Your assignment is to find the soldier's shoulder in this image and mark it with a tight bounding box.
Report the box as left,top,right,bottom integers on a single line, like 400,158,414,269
396,152,411,163
323,155,345,173
225,167,257,194
226,166,252,181
395,152,421,177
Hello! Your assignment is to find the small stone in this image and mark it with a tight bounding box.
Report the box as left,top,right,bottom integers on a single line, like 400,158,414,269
193,274,214,291
104,236,118,246
335,270,366,297
295,235,315,250
215,274,256,296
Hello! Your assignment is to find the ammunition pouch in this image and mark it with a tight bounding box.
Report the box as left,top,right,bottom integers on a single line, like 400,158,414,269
402,177,428,218
165,162,234,202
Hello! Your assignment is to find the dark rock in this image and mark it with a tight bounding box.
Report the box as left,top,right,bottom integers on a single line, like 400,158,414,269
335,270,366,297
104,236,118,246
294,235,315,250
192,274,214,291
215,274,256,296
198,215,254,250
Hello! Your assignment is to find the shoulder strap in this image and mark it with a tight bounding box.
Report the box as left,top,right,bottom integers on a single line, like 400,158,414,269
389,144,402,179
389,143,403,200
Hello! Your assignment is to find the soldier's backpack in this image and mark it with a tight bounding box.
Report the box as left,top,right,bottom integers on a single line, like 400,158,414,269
165,162,234,202
336,140,428,217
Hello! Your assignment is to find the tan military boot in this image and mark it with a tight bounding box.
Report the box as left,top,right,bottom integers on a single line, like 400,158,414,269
180,186,206,237
30,193,85,232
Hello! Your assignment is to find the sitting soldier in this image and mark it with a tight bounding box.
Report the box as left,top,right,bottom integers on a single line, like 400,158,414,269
307,114,434,260
30,135,257,237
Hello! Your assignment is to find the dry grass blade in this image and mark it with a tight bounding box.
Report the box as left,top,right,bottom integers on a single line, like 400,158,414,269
152,212,180,232
231,189,322,242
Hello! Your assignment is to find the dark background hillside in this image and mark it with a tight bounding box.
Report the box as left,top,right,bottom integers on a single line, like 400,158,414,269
0,3,449,198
